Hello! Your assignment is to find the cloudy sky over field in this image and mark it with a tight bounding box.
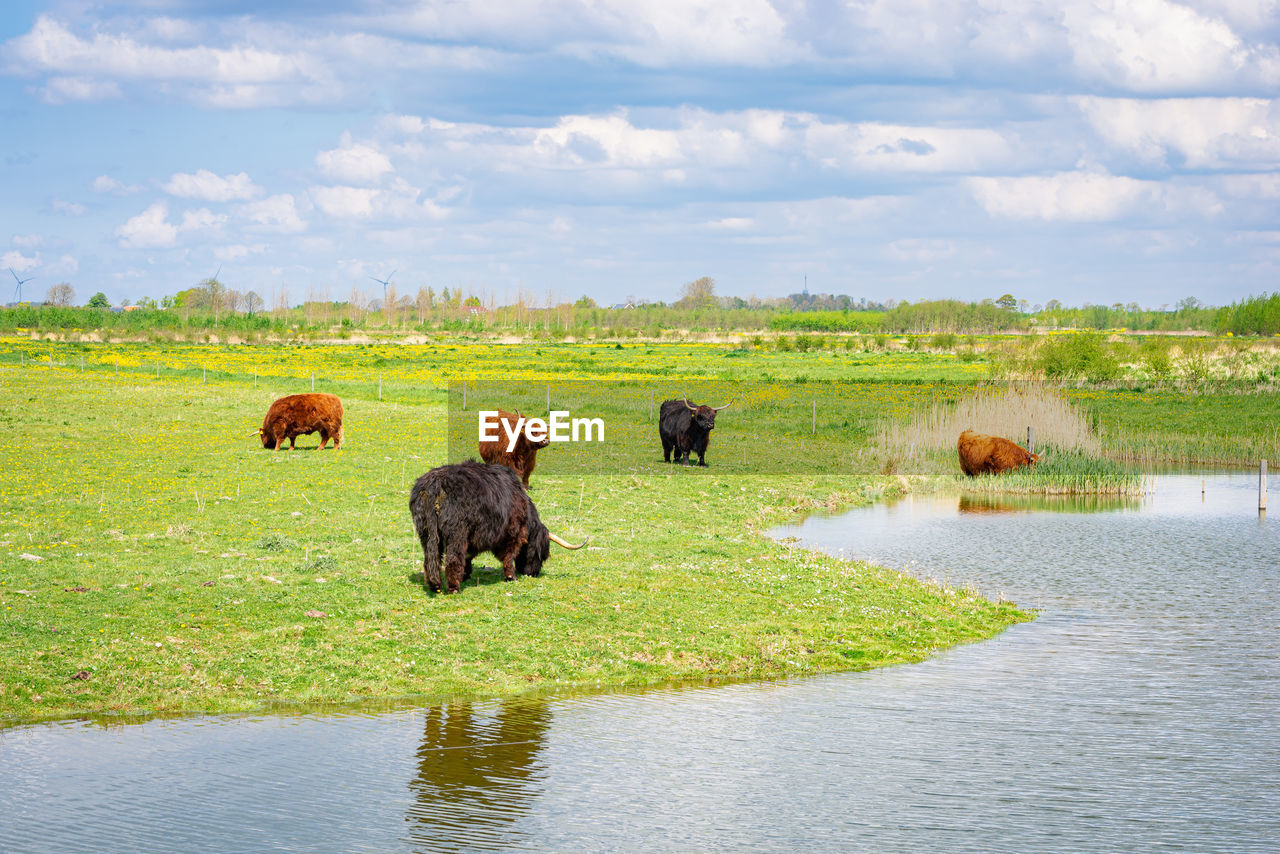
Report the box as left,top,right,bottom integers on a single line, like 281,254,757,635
2,0,1278,308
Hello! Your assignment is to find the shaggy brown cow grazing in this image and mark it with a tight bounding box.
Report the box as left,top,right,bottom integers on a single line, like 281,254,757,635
957,429,1039,476
478,409,549,488
255,393,344,451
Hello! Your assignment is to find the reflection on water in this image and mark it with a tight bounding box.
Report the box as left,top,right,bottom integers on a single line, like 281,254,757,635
1,474,1277,853
406,700,549,852
957,491,1142,514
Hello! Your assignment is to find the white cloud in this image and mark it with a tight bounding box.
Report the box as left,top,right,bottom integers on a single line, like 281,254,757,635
2,250,39,273
52,200,86,216
1077,96,1280,169
92,175,142,195
1062,0,1280,92
40,76,121,103
214,244,268,261
12,234,43,249
180,208,226,232
163,169,263,201
9,16,320,85
116,202,178,248
379,114,426,134
309,179,448,221
968,169,1223,221
315,143,394,184
240,194,306,232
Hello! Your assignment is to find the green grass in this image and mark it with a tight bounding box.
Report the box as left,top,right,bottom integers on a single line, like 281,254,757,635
0,363,1027,722
2,338,1274,722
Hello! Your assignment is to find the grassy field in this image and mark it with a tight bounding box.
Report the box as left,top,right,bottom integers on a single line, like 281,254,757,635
2,339,1274,722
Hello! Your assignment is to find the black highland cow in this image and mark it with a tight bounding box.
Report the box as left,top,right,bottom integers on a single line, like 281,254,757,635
409,461,586,594
659,397,732,466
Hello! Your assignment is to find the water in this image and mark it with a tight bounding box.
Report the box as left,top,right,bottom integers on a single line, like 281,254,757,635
2,475,1277,852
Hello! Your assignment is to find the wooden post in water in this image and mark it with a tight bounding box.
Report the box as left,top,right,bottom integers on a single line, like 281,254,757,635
1027,425,1034,454
1261,459,1268,512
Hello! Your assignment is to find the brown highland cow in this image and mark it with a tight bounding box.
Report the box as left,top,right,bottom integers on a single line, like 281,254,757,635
255,393,344,450
957,429,1039,476
478,409,548,488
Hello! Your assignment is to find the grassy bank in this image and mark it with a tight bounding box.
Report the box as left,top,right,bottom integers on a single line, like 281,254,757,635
1,364,1027,722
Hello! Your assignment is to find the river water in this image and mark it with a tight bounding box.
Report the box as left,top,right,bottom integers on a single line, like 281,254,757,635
2,474,1276,852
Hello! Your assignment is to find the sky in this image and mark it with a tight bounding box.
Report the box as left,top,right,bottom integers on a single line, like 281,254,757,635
1,1,1278,310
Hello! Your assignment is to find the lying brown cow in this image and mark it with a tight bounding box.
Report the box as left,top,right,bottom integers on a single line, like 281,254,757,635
254,393,344,450
957,429,1039,476
478,409,548,488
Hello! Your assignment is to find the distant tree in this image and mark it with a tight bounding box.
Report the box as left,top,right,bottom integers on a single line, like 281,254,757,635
120,298,131,308
463,295,482,307
574,295,597,309
135,296,158,309
244,291,265,315
677,276,716,310
87,292,110,308
45,282,75,306
995,293,1017,310
160,294,177,310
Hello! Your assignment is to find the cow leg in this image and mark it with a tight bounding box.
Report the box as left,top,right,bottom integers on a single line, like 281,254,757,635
443,540,467,594
697,450,708,467
463,555,474,581
288,435,297,450
662,440,673,463
318,430,329,450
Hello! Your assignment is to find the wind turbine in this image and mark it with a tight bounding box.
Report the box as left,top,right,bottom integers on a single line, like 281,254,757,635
369,269,396,323
9,267,35,304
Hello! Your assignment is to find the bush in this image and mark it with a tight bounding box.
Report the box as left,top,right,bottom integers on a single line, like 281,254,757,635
1036,333,1122,382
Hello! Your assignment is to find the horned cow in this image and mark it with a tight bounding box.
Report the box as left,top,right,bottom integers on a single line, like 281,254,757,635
957,429,1040,476
478,409,549,488
409,461,587,594
255,393,344,451
659,397,731,467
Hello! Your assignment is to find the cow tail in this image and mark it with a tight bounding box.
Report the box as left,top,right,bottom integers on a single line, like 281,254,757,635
411,481,442,589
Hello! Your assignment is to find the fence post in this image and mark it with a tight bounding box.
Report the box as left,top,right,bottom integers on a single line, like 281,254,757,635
546,384,550,415
650,391,654,420
1262,459,1268,513
254,366,257,387
311,371,315,391
203,364,206,383
156,362,159,378
812,400,816,435
379,375,383,401
81,356,84,372
1027,426,1034,454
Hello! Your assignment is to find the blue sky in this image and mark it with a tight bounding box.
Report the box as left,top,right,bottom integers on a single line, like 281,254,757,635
2,0,1278,309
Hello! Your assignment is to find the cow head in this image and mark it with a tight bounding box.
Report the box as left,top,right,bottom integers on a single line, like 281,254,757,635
684,397,731,432
517,522,551,577
251,427,272,448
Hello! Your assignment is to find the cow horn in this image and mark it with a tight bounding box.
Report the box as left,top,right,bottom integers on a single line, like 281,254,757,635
684,395,697,411
712,400,732,411
248,428,263,437
548,532,589,550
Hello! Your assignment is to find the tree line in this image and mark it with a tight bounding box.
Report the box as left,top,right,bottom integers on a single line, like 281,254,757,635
5,275,1278,337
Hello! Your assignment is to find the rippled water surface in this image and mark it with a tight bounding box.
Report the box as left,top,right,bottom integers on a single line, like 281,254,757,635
2,475,1277,852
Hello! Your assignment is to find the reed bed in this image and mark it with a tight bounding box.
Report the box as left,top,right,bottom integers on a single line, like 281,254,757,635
878,384,1101,457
